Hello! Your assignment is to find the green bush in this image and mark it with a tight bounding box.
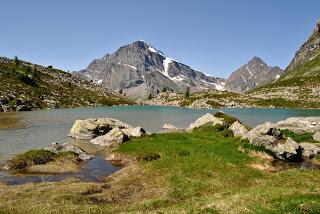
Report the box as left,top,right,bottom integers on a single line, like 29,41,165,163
10,149,57,170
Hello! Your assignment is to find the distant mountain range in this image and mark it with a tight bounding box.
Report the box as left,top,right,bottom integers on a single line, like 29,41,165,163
76,41,285,98
76,40,225,100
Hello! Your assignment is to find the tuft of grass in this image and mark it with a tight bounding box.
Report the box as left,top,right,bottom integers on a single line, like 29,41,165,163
214,111,238,127
281,129,317,143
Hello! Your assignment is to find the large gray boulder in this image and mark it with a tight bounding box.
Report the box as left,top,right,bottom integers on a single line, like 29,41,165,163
299,142,320,158
275,117,320,134
69,118,131,140
90,127,127,148
228,121,248,137
243,122,276,141
187,113,223,131
271,137,301,161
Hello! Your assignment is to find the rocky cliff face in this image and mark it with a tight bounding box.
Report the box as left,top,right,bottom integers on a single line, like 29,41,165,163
77,41,225,100
286,18,320,72
225,57,284,93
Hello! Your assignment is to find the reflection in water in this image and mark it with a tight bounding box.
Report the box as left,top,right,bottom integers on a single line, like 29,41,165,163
0,112,25,129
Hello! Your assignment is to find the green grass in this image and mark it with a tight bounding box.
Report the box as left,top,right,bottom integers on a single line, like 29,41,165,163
1,128,320,213
281,129,318,143
9,149,76,170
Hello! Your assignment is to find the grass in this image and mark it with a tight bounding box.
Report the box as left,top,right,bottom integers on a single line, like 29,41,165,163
1,128,320,213
9,149,78,171
281,129,318,143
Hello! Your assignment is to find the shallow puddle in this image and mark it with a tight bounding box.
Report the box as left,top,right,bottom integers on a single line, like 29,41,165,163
0,156,120,185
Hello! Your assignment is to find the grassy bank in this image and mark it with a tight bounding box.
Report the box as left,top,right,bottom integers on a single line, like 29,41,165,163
1,127,320,213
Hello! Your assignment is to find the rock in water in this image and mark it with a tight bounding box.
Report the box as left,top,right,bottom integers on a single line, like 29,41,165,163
162,123,179,130
90,127,127,148
45,142,93,160
69,118,131,140
228,121,248,137
122,127,146,137
187,113,223,131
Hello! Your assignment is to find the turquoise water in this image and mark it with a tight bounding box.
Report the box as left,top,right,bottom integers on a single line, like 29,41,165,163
1,105,320,160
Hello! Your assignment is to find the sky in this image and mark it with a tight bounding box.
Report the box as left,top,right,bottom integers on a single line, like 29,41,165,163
0,0,319,78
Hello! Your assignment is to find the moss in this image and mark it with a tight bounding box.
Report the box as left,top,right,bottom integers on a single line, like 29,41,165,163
214,111,238,127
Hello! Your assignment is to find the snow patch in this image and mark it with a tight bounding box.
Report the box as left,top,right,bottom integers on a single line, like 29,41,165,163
123,64,137,70
95,79,103,84
246,66,253,76
275,74,280,79
148,47,158,53
162,57,174,78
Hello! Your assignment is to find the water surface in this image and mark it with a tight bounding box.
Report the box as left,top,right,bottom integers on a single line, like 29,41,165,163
1,105,320,160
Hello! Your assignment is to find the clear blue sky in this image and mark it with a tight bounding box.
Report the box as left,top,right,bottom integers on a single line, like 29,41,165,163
0,0,319,78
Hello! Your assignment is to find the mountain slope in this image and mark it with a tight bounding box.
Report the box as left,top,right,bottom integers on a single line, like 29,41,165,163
225,57,284,93
249,19,320,108
77,41,225,99
0,57,134,112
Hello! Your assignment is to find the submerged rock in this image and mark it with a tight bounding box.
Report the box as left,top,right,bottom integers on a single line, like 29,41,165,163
228,121,248,137
187,113,223,131
69,118,132,140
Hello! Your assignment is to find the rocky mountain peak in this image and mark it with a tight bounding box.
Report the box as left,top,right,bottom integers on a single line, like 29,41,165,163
225,57,283,93
77,41,224,100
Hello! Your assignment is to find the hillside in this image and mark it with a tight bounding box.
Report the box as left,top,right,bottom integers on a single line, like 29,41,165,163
0,57,134,112
249,20,320,108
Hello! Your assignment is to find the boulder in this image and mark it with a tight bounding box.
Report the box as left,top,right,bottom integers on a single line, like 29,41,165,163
243,122,276,141
313,132,320,142
16,105,31,111
275,117,320,134
45,142,93,160
162,123,179,130
228,121,248,137
271,137,301,161
299,142,320,158
90,127,127,148
69,118,131,140
122,127,146,137
187,113,223,131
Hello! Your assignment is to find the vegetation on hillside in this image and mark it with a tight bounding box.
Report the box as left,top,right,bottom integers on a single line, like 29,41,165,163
0,57,134,112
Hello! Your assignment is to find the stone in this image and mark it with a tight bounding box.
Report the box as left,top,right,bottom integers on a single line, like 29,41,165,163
266,127,283,140
243,122,276,141
313,132,320,142
90,127,127,148
271,138,301,161
16,105,31,111
122,126,146,137
299,142,320,158
187,113,223,131
69,118,131,140
44,142,93,161
228,121,248,137
275,117,320,134
162,123,179,130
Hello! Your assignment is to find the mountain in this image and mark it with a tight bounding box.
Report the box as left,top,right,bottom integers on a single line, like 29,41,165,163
77,40,225,100
0,57,133,112
286,18,320,72
249,19,320,108
225,57,284,93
